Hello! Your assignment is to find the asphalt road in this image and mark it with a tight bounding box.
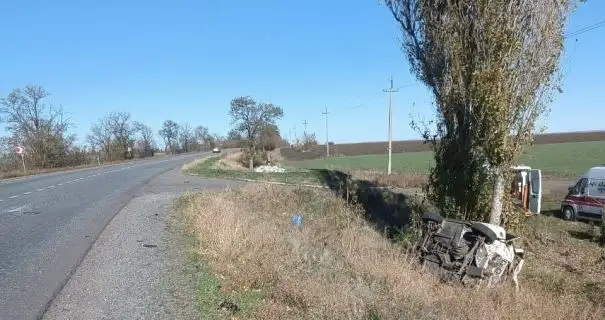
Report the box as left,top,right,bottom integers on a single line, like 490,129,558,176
0,153,211,320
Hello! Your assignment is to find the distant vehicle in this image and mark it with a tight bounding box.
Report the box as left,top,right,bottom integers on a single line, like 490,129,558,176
510,165,542,215
212,147,221,153
561,165,605,221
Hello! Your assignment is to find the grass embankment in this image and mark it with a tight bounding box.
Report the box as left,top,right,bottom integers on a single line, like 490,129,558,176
285,140,605,179
178,185,605,319
185,155,426,189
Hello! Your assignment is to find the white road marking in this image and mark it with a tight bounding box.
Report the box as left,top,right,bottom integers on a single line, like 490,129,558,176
0,155,198,200
7,206,26,213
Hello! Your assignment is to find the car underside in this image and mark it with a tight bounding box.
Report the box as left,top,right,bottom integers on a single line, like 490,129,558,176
414,212,525,289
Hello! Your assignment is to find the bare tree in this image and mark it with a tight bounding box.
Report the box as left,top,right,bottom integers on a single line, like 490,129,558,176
107,112,135,158
194,126,210,144
229,96,283,169
87,112,136,160
299,132,318,151
0,85,74,168
133,121,155,157
87,117,113,159
385,0,578,224
178,122,194,153
158,120,180,153
227,129,242,141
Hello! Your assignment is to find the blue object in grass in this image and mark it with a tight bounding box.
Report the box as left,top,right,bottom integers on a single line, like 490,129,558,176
292,215,303,227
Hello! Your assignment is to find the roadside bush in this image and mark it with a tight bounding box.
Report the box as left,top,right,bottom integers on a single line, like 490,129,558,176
238,149,267,168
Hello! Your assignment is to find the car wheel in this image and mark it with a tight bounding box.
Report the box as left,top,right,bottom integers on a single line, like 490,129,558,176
562,206,575,221
421,211,443,224
469,223,499,243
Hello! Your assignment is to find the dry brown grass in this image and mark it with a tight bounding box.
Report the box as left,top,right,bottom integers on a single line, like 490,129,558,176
348,169,427,189
216,151,247,170
180,185,605,319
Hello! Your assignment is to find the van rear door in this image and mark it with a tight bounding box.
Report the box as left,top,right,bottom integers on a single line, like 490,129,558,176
529,169,542,214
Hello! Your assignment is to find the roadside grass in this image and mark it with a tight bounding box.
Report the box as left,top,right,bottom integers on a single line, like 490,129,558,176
179,185,604,319
518,195,605,305
185,156,426,189
174,194,265,319
284,140,605,178
185,156,327,185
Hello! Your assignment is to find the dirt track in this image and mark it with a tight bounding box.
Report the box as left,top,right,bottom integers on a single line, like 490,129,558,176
543,178,574,198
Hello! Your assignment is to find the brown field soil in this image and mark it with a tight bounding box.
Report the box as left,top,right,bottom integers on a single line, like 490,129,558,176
281,130,605,160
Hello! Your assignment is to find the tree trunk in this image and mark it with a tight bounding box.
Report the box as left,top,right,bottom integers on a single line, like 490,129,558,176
249,146,254,170
489,169,505,225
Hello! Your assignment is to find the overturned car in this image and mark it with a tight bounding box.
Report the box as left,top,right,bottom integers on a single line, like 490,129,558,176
414,212,525,290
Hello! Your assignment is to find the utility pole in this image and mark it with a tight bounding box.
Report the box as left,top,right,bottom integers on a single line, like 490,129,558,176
383,77,399,175
322,106,330,157
302,120,308,135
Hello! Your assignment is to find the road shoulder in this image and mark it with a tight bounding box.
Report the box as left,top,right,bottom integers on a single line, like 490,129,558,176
42,168,242,320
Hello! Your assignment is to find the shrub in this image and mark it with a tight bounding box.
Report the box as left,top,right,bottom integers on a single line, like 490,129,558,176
238,149,268,168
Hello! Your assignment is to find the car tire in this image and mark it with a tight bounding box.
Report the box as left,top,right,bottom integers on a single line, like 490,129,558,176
562,206,575,221
421,211,443,224
469,223,499,243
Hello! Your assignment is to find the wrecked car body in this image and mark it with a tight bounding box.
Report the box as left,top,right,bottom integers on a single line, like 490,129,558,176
414,212,525,290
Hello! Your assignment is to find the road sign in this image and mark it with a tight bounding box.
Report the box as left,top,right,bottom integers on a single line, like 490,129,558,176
15,146,24,154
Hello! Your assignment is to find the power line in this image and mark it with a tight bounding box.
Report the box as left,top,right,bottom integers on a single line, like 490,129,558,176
565,20,605,38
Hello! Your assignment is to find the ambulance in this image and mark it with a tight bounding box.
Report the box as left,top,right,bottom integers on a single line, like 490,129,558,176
561,165,605,221
510,165,542,215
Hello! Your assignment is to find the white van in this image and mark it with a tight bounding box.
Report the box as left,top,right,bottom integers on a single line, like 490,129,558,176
561,165,605,221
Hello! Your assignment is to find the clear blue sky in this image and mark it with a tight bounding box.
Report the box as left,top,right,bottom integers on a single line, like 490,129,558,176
1,0,603,144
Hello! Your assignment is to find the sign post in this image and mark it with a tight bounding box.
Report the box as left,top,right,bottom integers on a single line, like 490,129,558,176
15,146,25,172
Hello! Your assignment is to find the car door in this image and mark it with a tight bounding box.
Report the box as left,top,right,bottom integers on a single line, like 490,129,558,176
584,178,605,220
529,169,542,214
576,178,589,217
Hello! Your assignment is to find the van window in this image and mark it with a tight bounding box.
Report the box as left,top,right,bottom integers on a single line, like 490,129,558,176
587,179,605,197
530,170,540,195
574,178,588,195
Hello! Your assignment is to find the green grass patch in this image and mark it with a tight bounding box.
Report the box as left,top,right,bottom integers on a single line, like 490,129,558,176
195,262,264,319
285,140,605,178
185,156,332,186
284,151,434,173
520,141,605,178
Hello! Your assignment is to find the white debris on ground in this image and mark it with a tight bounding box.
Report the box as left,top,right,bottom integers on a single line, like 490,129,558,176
254,165,286,173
